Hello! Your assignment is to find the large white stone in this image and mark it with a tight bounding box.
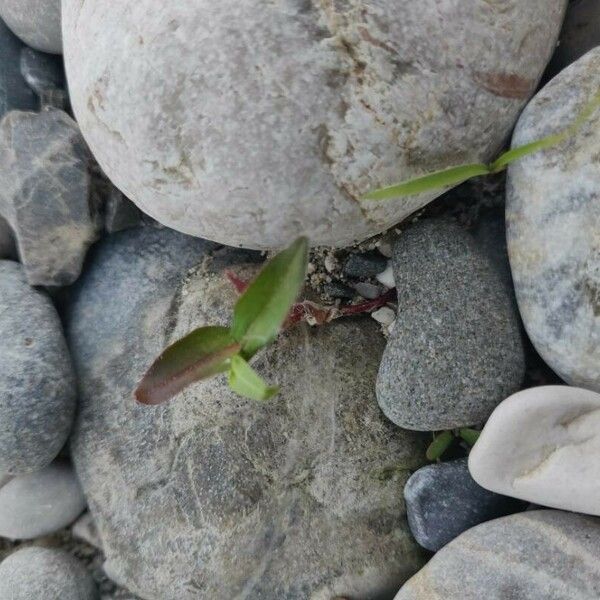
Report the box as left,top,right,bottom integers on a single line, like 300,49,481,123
507,48,600,391
62,0,566,248
0,0,61,54
469,386,600,516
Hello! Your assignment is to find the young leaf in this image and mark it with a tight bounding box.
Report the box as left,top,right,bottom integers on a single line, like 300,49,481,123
135,326,241,405
459,428,481,447
228,355,279,401
362,163,490,201
231,236,309,358
426,430,454,461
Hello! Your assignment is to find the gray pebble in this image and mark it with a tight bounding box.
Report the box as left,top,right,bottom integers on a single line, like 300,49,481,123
323,280,355,300
0,260,76,474
404,459,526,552
343,252,388,278
0,462,86,539
0,109,101,286
377,218,525,431
0,547,98,599
0,18,37,118
354,281,382,300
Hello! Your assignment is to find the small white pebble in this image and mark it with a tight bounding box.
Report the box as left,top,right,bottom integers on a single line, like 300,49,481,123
376,263,395,288
371,306,396,327
377,240,393,258
387,318,396,335
324,254,337,273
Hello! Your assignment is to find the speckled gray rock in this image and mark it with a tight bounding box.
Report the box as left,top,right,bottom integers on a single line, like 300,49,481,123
0,261,76,475
507,48,600,391
0,462,86,539
20,47,67,109
0,108,100,286
0,547,98,599
0,0,61,54
395,510,600,599
0,19,37,118
63,0,566,248
377,218,525,431
0,215,15,258
404,459,526,552
66,230,427,600
548,0,600,75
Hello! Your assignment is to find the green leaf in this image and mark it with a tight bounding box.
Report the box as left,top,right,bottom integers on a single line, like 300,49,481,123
362,163,490,201
135,326,241,405
489,133,564,172
228,355,279,401
459,428,481,447
231,236,309,358
426,431,454,461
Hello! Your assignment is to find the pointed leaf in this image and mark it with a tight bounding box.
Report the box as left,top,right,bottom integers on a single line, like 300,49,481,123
426,431,454,461
363,163,490,201
228,355,279,401
489,133,564,172
231,236,309,358
135,326,241,405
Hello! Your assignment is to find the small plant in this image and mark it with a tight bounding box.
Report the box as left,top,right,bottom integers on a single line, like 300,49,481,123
136,237,310,405
364,89,600,201
426,428,481,461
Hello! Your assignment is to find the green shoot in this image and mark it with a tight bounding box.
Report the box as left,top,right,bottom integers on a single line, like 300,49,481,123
425,428,481,461
135,237,309,405
364,89,600,201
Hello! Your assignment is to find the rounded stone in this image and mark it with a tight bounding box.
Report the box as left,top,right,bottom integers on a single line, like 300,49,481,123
0,0,62,54
506,48,600,391
469,385,600,516
66,230,427,599
395,510,600,599
63,0,566,248
376,218,525,431
0,462,86,539
0,547,98,600
0,260,76,475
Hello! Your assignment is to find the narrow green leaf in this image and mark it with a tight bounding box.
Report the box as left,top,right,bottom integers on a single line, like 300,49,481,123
459,428,481,447
228,355,279,401
135,326,241,405
362,163,490,201
231,236,309,358
489,133,564,172
426,431,454,461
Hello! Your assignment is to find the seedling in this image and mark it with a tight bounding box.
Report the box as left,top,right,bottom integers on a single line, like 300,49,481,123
426,428,481,461
364,89,600,201
136,237,309,405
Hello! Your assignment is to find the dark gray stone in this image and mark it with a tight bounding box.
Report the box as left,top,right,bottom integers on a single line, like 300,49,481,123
20,47,67,109
0,260,76,475
66,229,427,600
0,18,37,118
395,510,600,599
404,459,526,552
0,547,98,599
343,251,388,278
376,218,525,431
104,188,142,233
0,108,101,286
507,48,600,392
323,280,355,300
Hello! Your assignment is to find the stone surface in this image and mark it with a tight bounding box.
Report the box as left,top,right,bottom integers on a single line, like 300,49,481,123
0,547,98,599
0,260,76,475
405,458,526,552
0,215,15,258
507,48,600,391
0,108,101,287
0,462,86,539
103,188,142,233
66,227,427,600
344,252,388,278
0,18,37,118
469,385,600,515
395,510,600,599
20,46,68,109
548,0,600,76
323,280,355,300
0,0,62,54
377,218,525,431
63,0,566,248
